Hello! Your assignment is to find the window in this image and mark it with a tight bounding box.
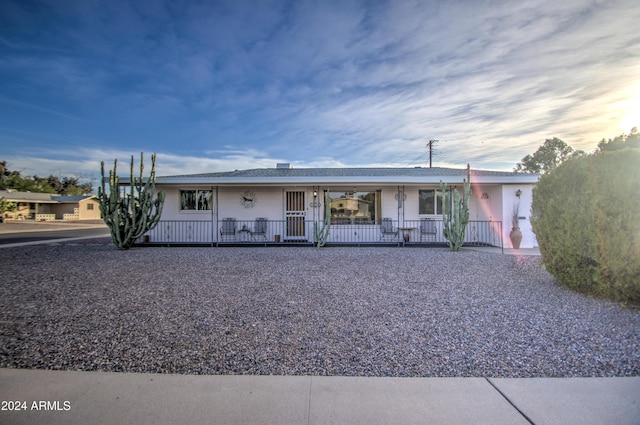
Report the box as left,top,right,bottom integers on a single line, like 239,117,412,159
326,190,380,224
180,190,212,211
419,189,443,215
87,203,94,210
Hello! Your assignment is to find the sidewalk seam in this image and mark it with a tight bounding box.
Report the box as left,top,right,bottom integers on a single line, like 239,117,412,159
307,376,313,425
486,378,536,425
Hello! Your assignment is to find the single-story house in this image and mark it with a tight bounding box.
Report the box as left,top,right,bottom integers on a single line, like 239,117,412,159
128,164,539,248
0,190,101,221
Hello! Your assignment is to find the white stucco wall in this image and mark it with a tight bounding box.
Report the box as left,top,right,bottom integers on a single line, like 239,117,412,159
501,184,537,248
156,186,214,221
468,184,502,221
152,182,535,246
218,186,287,221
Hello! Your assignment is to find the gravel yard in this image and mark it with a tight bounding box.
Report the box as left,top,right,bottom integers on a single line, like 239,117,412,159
1,239,638,377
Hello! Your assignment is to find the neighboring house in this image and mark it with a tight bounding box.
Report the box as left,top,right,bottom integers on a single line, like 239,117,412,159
127,164,539,248
0,190,101,221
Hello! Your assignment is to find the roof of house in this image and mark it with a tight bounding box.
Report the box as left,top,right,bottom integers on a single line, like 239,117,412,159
0,190,58,203
166,167,520,178
55,195,96,203
0,190,95,203
149,166,539,185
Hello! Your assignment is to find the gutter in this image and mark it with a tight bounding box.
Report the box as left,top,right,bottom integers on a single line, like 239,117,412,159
118,175,540,186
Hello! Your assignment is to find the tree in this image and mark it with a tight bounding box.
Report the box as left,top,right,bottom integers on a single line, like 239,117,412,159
0,161,31,191
0,161,93,195
596,127,640,152
41,175,93,196
514,137,585,174
0,196,16,221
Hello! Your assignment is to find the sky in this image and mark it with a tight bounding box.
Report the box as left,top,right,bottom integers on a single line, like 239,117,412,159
1,0,639,185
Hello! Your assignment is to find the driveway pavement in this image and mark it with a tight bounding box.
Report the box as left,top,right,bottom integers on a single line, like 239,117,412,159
0,220,109,246
0,220,107,233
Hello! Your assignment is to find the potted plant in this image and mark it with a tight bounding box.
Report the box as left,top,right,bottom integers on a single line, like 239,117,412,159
509,194,523,249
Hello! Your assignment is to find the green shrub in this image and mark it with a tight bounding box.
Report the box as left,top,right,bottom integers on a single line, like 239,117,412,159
532,149,640,303
589,150,640,302
532,157,599,292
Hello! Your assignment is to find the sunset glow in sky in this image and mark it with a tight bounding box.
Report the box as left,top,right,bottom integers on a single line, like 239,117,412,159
1,0,638,182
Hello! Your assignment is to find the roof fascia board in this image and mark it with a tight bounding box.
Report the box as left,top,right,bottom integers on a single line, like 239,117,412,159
143,175,539,186
3,199,58,203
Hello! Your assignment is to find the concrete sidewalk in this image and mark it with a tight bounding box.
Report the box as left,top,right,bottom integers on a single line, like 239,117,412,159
1,369,638,425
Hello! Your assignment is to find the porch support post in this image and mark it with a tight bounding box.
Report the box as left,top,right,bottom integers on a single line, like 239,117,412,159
214,186,219,247
397,185,406,227
312,186,319,224
211,186,218,246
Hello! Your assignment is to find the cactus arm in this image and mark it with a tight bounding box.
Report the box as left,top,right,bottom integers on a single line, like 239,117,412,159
440,164,471,251
97,153,165,249
314,190,331,248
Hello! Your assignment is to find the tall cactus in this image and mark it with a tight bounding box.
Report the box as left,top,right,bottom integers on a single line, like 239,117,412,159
313,190,331,248
439,164,471,251
97,153,165,250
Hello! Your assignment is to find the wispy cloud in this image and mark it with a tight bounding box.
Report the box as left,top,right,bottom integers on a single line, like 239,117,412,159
1,0,638,179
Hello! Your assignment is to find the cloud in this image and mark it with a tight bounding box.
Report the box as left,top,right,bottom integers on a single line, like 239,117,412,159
0,96,87,122
2,145,286,182
273,0,640,164
1,0,639,177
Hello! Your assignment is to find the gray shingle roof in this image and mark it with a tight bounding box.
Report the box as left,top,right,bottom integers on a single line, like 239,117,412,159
55,195,95,203
146,166,540,185
0,190,57,202
0,190,94,203
163,167,523,179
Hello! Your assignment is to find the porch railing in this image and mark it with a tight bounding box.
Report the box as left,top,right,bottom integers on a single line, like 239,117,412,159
145,220,214,244
142,219,503,249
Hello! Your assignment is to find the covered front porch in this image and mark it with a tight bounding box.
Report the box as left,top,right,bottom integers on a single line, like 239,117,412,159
139,165,538,249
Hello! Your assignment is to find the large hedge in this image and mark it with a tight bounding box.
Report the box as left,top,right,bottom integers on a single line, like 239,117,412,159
531,149,640,303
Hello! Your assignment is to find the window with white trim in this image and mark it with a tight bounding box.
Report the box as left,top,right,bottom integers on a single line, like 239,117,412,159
180,190,212,211
326,190,380,224
419,189,443,215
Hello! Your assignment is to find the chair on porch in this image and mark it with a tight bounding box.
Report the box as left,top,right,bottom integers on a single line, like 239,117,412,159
419,218,437,242
380,217,398,241
220,218,237,241
250,217,268,241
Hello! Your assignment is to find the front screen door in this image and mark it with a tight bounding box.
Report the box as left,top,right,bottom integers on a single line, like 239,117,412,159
285,191,306,240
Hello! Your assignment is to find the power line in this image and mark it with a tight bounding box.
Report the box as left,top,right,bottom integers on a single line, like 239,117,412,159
402,141,438,168
403,151,429,167
427,140,438,168
402,139,457,168
406,138,495,168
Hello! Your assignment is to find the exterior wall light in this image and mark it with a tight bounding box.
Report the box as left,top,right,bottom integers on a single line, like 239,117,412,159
516,189,522,198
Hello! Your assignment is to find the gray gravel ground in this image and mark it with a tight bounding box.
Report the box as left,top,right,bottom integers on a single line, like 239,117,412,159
1,239,638,377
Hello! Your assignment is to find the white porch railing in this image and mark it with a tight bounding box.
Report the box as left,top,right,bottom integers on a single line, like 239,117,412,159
144,220,214,244
142,219,503,249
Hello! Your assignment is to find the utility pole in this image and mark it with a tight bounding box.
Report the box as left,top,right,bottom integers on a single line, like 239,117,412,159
427,140,438,168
